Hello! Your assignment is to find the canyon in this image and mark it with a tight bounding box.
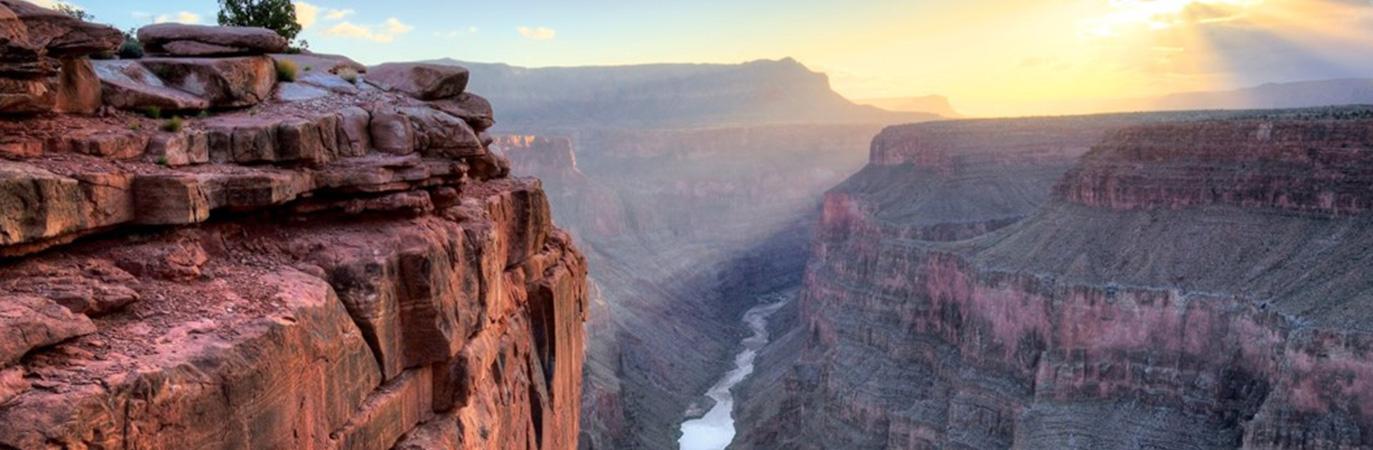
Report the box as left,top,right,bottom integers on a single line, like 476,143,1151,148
499,124,887,449
734,106,1373,449
460,56,937,449
0,4,586,449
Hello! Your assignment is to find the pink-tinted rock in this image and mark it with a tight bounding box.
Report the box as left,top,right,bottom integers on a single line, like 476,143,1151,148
0,0,121,56
430,92,494,132
0,367,25,406
50,57,99,114
0,295,96,366
367,63,469,100
137,23,288,56
138,56,276,108
92,59,212,111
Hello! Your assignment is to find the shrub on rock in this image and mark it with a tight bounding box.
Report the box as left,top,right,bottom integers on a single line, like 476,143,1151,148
215,0,301,44
275,58,297,82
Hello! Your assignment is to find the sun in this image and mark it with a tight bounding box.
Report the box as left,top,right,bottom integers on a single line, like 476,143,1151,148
1082,0,1264,38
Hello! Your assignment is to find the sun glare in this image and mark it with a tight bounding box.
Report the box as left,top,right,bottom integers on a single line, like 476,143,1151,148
1083,0,1264,38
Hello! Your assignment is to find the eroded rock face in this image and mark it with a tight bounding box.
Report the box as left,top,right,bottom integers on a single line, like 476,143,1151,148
137,23,289,56
0,0,119,115
0,43,587,450
736,107,1373,450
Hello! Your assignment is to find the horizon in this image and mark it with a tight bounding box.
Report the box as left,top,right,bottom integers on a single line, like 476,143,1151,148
56,0,1373,116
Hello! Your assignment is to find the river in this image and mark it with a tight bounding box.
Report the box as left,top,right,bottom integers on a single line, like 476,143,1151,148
677,297,789,450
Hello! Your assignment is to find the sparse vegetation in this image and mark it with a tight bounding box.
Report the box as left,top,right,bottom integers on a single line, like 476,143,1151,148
217,0,302,44
54,4,92,21
161,116,184,133
275,59,299,82
142,106,162,119
338,67,359,84
118,29,144,60
156,156,169,166
128,122,142,131
198,110,211,119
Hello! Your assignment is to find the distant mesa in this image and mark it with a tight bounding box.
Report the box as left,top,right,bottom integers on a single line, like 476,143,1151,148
856,95,961,118
430,57,942,131
1104,78,1373,113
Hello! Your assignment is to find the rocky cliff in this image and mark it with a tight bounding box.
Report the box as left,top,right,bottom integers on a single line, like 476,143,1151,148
500,125,884,449
736,107,1373,449
0,5,586,449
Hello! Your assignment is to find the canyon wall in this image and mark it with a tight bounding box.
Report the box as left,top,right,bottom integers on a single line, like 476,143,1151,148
0,5,586,449
499,125,883,449
736,107,1373,449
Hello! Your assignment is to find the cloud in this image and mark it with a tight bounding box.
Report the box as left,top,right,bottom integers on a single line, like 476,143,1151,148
295,1,356,30
154,11,202,24
325,18,414,43
324,9,355,20
517,26,556,40
294,1,319,29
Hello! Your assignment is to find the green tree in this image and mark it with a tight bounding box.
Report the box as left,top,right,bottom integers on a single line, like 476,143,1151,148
216,0,302,44
54,4,93,21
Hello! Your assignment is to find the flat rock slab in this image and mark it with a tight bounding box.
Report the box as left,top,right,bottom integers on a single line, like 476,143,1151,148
138,56,276,108
92,60,210,111
366,63,469,100
0,295,96,366
137,23,288,56
0,0,121,57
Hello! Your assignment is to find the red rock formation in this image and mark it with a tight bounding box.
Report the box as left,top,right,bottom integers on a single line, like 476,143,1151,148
0,13,586,450
737,107,1373,449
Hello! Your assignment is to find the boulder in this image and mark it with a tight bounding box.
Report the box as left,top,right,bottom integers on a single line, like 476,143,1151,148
137,23,288,56
0,0,121,56
430,92,495,131
138,56,276,108
365,63,468,100
0,295,97,366
369,106,416,155
401,106,484,158
92,60,211,111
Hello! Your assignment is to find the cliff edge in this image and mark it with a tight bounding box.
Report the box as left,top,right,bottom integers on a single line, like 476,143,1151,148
0,4,587,449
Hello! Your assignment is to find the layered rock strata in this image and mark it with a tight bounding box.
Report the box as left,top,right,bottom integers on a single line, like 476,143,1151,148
0,10,586,450
736,107,1373,449
0,0,121,115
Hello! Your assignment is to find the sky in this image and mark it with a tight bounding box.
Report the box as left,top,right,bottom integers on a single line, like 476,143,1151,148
46,0,1373,117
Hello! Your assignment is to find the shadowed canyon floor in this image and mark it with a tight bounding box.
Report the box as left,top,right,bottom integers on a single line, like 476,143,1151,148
678,293,790,450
